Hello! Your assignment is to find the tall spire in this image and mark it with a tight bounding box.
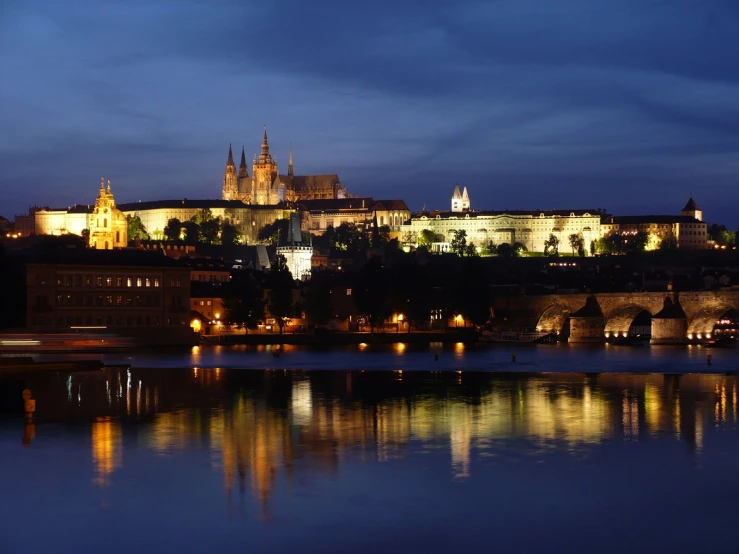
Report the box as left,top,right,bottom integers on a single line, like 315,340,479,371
239,146,248,177
99,176,105,195
260,125,270,161
287,144,294,177
227,143,234,166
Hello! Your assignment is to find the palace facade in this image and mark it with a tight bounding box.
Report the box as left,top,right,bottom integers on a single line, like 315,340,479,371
403,187,708,253
223,127,347,205
403,186,602,253
118,200,293,245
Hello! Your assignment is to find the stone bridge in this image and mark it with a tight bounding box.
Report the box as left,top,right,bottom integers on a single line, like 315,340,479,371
493,291,739,344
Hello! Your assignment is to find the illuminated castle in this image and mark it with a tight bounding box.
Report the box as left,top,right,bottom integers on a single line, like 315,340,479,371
222,127,347,205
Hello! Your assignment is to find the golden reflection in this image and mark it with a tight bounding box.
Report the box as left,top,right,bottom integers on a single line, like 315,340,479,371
393,342,406,354
92,417,121,486
454,342,465,355
90,371,738,516
644,383,663,434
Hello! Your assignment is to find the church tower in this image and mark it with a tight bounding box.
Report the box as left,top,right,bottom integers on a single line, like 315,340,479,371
222,144,238,200
451,184,471,212
252,127,279,205
287,145,294,177
89,178,127,250
237,146,250,202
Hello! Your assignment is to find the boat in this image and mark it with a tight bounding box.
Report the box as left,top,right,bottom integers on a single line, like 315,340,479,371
479,330,554,344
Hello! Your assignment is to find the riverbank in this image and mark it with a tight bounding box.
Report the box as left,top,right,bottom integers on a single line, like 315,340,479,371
207,330,479,345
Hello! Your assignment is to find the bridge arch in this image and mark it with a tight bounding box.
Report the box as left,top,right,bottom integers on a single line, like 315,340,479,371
687,306,737,339
536,304,572,337
604,305,653,339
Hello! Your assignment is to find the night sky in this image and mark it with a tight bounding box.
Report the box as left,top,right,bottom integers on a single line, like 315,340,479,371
1,0,738,226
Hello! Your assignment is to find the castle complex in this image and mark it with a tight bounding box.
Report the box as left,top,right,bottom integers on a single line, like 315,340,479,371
222,127,346,204
10,127,709,254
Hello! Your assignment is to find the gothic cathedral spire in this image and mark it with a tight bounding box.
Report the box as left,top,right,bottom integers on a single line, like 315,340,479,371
227,143,234,167
239,146,248,178
260,125,271,162
223,143,238,200
288,144,294,177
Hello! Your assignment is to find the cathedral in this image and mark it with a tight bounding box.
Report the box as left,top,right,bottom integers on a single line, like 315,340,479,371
222,127,347,205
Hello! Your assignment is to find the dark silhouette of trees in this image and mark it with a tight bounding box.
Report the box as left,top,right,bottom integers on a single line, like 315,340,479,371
267,255,296,334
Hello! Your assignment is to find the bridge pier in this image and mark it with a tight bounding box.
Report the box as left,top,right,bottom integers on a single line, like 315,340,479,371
568,316,605,343
651,317,688,345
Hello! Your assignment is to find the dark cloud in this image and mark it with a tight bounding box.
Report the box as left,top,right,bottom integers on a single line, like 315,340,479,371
0,0,738,226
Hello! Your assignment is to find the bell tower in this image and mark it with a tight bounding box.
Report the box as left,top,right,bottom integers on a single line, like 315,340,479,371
252,126,278,205
222,144,238,200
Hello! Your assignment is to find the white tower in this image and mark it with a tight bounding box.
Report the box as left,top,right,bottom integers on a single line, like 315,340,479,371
276,212,313,281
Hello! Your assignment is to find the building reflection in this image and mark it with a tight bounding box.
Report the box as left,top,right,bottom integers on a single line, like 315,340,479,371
26,368,738,515
91,417,121,486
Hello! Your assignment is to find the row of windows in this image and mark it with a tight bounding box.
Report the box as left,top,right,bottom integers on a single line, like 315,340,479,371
54,294,164,308
53,274,162,288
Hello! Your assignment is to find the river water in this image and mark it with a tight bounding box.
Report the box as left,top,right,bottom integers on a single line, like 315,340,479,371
1,346,738,553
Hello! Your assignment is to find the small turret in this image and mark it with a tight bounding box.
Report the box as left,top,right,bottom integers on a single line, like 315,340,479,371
681,197,702,221
222,144,238,200
288,144,294,177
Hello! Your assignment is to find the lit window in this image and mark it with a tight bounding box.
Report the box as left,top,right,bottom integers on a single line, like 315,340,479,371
105,277,112,287
145,278,151,287
154,278,160,287
347,288,352,296
126,277,132,287
136,277,143,287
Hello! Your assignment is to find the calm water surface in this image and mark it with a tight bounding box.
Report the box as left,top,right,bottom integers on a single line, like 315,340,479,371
1,348,738,553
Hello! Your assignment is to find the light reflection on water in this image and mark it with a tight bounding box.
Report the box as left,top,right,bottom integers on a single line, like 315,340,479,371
1,369,738,553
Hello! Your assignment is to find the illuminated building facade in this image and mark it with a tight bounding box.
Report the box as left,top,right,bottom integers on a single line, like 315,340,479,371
89,179,128,250
405,203,602,254
222,127,347,205
600,198,708,250
299,198,410,235
117,199,293,245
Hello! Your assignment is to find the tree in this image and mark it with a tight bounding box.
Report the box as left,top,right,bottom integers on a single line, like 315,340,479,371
182,221,199,244
544,233,560,257
389,259,432,331
266,255,296,334
512,242,528,257
333,222,366,252
590,240,596,256
450,229,468,256
464,243,478,257
221,221,241,246
418,229,436,248
497,243,515,257
401,231,417,247
568,233,584,256
257,218,290,245
480,240,498,256
126,214,149,241
223,271,266,330
163,218,182,241
199,217,221,243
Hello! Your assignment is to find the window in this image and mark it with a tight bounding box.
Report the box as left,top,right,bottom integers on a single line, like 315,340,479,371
136,295,143,306
116,277,122,287
145,278,151,287
199,300,204,306
347,288,352,296
86,275,93,286
75,275,82,287
105,295,113,306
137,277,143,287
206,300,212,306
65,275,74,287
126,277,132,287
105,277,112,287
104,218,107,228
96,296,103,306
154,278,160,288
116,295,123,306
